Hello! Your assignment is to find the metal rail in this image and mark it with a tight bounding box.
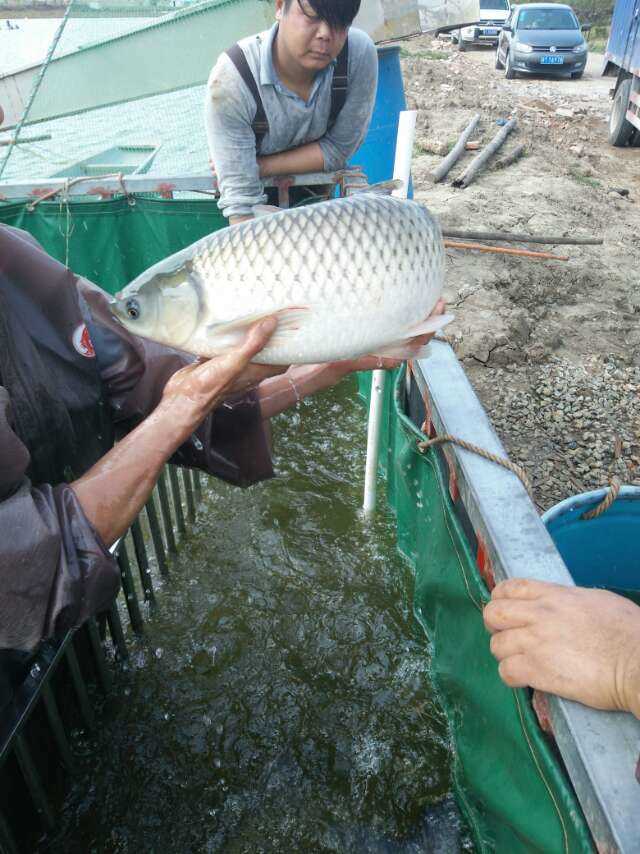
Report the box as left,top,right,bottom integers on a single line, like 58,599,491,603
0,464,203,852
411,342,640,854
0,169,367,205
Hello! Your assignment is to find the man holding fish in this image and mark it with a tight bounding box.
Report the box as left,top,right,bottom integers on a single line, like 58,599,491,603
0,217,441,708
205,0,377,223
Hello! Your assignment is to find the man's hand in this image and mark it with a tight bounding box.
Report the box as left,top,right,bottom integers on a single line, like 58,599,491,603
72,317,278,547
484,578,640,719
160,317,279,434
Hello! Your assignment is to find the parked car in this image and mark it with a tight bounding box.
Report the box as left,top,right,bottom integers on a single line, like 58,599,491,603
495,3,589,79
452,0,511,50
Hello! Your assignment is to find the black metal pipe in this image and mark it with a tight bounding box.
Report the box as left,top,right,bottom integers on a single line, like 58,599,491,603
41,683,75,771
13,733,55,830
182,468,196,522
116,543,144,633
145,494,168,576
157,469,177,554
106,603,128,661
130,518,156,605
168,465,186,536
64,643,95,730
86,620,112,693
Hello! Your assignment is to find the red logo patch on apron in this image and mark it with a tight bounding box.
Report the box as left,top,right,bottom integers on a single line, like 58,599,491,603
72,324,96,358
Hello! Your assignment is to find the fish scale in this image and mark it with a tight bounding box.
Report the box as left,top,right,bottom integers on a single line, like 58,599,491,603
113,191,446,365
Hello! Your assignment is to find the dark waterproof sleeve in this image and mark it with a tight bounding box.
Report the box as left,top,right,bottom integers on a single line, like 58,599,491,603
79,281,274,487
0,388,119,653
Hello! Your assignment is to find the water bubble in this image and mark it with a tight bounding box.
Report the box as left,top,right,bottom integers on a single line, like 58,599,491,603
155,647,164,659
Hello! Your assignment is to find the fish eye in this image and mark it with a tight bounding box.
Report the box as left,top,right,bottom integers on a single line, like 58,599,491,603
126,298,141,320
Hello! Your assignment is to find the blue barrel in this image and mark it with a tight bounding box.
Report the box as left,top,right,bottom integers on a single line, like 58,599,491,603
542,486,640,601
349,45,411,193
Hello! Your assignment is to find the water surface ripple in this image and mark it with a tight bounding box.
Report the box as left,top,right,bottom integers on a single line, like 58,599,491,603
44,381,473,853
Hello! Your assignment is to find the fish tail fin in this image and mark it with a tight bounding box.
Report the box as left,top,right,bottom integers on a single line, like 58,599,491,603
370,314,454,360
406,313,454,337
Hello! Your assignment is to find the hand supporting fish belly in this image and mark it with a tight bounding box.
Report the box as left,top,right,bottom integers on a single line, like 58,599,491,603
111,190,452,366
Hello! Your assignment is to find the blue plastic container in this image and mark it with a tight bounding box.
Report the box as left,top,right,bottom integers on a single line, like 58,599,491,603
349,46,412,193
542,486,640,600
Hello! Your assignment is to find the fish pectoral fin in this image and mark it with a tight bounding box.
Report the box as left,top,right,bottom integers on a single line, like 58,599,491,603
370,315,454,361
252,204,282,218
354,179,405,196
406,313,455,337
206,306,309,350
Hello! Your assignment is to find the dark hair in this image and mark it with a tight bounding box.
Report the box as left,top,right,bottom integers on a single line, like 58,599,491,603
284,0,361,29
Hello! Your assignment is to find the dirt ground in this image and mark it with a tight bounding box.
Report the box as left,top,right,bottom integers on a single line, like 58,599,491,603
401,41,640,510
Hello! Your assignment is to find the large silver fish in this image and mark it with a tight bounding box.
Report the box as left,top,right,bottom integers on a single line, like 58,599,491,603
112,189,450,365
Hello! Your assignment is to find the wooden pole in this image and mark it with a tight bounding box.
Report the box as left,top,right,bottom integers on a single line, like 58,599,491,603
494,143,526,170
429,113,481,183
441,228,603,246
453,118,517,188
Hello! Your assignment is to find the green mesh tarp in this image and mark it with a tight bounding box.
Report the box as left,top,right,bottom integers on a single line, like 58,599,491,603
0,197,227,295
358,369,594,854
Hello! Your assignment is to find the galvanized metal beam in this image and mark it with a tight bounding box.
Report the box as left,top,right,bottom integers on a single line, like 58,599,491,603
412,343,640,854
0,169,349,201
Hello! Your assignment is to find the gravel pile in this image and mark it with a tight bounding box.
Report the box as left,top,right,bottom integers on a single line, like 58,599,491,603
477,358,640,510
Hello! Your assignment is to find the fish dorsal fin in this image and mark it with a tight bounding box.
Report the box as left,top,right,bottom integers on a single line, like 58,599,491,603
353,179,404,196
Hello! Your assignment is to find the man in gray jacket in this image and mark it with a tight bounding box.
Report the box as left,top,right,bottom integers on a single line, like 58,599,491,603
205,0,377,223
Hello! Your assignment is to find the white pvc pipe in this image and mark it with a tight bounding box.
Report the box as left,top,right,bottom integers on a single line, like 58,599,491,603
362,110,417,516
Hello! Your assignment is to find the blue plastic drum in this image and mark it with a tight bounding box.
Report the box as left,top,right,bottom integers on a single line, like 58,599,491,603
542,486,640,601
349,46,411,192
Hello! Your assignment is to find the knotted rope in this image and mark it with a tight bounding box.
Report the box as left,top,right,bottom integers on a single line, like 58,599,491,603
417,433,534,500
418,434,626,521
580,476,622,521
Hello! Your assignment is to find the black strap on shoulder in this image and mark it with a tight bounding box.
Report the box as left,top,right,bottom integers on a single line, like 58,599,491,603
328,39,349,129
226,43,270,152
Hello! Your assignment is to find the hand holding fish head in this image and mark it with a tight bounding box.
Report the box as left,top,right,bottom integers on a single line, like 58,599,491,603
158,317,281,436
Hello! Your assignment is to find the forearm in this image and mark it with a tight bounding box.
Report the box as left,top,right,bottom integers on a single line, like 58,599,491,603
258,363,347,419
258,142,325,179
71,401,193,547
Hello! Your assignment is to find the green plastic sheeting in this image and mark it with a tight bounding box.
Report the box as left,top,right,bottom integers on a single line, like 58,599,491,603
0,198,227,295
358,369,594,854
1,198,594,851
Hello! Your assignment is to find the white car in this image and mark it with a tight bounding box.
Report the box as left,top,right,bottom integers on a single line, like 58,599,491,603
453,0,511,50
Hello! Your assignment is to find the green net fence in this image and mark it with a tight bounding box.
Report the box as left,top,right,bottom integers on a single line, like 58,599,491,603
357,368,594,854
0,0,273,182
0,196,226,293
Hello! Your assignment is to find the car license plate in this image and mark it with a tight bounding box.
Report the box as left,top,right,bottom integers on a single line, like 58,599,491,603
541,55,564,64
485,28,498,35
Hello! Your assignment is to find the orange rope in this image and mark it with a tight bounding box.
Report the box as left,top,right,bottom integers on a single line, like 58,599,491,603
444,239,569,262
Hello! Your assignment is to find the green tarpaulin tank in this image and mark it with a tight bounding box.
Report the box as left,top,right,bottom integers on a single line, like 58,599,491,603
1,17,639,854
